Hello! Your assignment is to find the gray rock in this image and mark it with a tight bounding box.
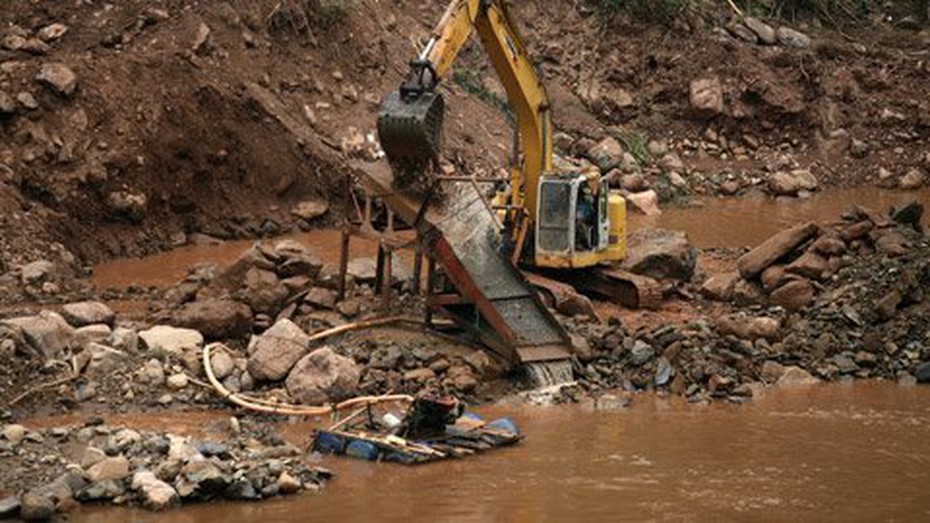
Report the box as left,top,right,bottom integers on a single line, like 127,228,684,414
61,301,115,327
776,26,811,48
286,347,362,404
35,63,78,96
246,319,310,381
622,229,697,281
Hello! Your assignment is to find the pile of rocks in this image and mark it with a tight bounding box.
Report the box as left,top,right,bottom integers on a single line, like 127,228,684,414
701,201,925,311
0,421,330,519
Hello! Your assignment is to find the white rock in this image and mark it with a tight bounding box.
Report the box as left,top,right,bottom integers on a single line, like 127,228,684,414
166,373,189,390
139,326,203,357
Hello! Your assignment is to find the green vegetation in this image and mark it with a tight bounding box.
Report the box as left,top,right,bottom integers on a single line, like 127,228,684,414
619,132,650,167
452,69,516,126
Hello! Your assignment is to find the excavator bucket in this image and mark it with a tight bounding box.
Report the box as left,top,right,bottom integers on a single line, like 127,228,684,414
377,90,445,166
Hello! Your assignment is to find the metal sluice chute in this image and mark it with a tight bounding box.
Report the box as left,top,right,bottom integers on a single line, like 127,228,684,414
377,90,445,166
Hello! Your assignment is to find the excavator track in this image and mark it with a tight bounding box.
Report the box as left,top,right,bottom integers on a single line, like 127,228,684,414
531,267,663,311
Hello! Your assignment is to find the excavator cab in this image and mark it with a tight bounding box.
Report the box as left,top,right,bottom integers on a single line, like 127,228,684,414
535,174,625,269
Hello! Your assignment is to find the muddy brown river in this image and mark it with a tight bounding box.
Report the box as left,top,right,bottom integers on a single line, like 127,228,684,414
71,383,930,522
93,188,929,291
630,187,930,249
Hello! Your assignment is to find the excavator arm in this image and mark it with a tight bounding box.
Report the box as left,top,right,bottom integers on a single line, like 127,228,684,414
377,0,552,218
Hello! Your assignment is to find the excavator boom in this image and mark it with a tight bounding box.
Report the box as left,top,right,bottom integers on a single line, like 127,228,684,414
378,0,552,217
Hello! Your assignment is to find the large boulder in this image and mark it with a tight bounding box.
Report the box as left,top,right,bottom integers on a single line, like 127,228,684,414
246,319,311,381
174,299,253,339
2,311,76,359
625,190,661,216
737,222,818,278
61,301,115,327
139,326,204,357
621,229,697,281
285,347,362,404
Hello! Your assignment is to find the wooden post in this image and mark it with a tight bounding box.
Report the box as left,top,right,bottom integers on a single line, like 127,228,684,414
337,173,351,301
382,248,393,312
375,243,385,293
412,239,424,295
425,249,436,327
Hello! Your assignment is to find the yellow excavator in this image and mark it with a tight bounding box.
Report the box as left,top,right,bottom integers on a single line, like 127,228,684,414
377,0,658,308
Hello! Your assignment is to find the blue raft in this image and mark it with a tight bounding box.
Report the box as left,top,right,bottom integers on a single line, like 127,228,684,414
311,397,522,465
